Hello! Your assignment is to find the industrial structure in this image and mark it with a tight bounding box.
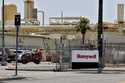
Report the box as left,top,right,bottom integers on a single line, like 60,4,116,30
0,0,125,48
1,1,125,65
49,17,81,25
24,0,34,21
3,0,40,26
4,4,17,25
23,0,40,25
117,4,124,23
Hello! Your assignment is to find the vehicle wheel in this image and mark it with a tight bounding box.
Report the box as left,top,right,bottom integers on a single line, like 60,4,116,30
22,60,28,64
21,55,28,64
7,60,12,63
33,60,40,64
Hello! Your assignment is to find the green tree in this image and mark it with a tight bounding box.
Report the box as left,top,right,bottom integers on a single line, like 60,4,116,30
75,17,90,45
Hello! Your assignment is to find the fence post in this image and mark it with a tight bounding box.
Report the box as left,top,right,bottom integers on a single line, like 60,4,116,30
54,39,58,71
68,40,71,69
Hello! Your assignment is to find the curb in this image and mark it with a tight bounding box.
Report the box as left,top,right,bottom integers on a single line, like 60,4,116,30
6,68,125,72
0,76,26,81
6,68,54,71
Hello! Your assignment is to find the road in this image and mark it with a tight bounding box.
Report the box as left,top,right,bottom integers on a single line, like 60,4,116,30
1,62,125,83
1,70,125,83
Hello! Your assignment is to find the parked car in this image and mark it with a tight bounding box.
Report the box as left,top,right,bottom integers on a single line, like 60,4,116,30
7,49,27,61
0,48,10,64
8,49,24,62
21,49,43,64
0,48,43,64
20,51,33,64
14,49,43,64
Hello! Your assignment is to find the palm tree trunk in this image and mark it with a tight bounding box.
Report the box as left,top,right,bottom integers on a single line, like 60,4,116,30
82,33,85,45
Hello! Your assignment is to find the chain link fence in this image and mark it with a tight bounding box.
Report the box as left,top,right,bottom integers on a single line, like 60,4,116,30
104,42,125,67
1,37,125,69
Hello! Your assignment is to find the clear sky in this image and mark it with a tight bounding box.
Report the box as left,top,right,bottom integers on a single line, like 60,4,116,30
0,0,125,24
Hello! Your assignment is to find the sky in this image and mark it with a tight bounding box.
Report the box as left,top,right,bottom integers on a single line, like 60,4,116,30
0,0,125,24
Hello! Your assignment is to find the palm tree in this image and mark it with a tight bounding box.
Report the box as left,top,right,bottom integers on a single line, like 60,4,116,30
75,17,90,45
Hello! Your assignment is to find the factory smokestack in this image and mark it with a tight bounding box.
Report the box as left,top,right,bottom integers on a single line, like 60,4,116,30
24,0,34,21
117,4,124,23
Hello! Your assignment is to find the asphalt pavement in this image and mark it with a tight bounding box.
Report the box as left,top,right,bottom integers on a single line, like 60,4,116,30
1,70,125,83
0,66,25,81
1,62,125,81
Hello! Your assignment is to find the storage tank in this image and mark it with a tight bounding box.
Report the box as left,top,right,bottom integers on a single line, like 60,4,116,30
117,4,124,23
24,0,34,20
4,4,17,24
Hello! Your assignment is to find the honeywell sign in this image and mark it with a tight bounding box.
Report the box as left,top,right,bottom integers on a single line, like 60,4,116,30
72,50,99,62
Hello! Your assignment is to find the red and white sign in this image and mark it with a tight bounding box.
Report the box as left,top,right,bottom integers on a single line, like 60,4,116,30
72,50,99,62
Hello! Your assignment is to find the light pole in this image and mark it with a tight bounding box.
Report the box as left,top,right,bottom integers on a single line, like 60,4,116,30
38,10,45,26
1,0,6,66
98,0,103,73
15,14,21,76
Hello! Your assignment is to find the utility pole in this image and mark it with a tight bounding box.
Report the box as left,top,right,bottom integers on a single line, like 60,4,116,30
98,0,103,73
1,0,6,66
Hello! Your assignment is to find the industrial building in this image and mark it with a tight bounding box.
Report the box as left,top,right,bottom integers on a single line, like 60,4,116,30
24,0,34,21
117,4,124,23
0,1,125,49
4,4,17,25
0,1,125,64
